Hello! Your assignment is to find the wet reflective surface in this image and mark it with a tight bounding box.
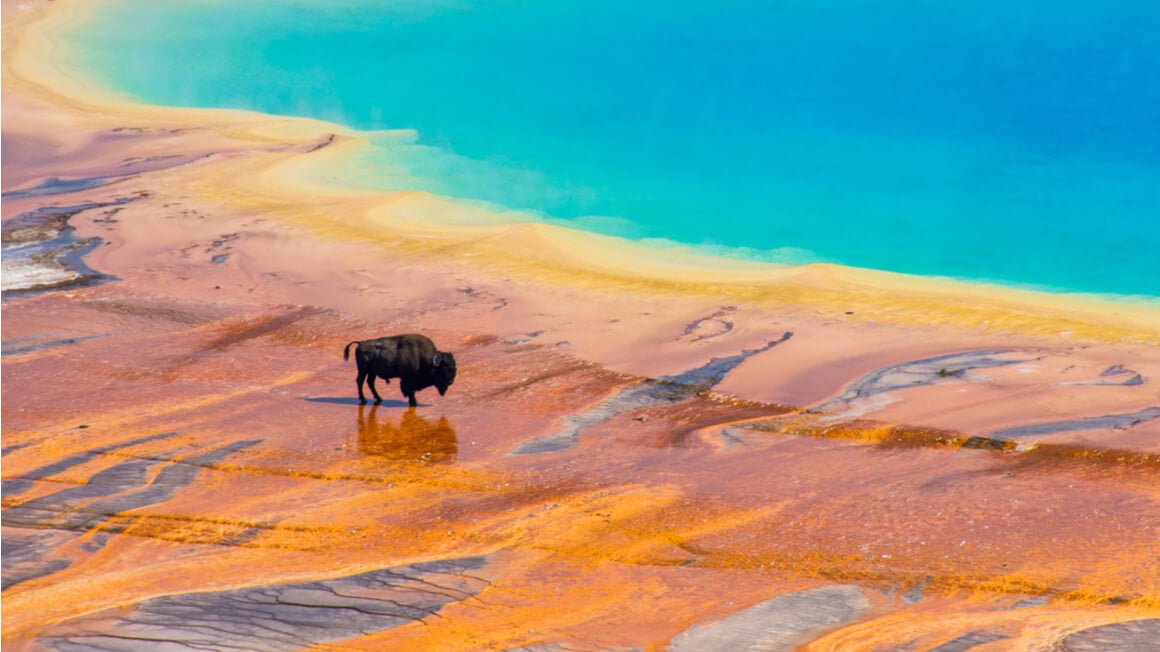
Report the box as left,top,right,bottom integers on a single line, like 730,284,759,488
4,304,1158,649
4,3,1159,644
38,557,490,651
358,405,458,464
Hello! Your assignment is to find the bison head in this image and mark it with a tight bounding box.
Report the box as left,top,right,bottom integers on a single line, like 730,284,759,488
432,351,457,396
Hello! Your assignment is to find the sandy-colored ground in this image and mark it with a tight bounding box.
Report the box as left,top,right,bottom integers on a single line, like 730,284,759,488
4,1,1159,650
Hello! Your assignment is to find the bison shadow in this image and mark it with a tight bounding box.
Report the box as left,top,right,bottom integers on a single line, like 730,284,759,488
356,404,458,464
304,396,415,408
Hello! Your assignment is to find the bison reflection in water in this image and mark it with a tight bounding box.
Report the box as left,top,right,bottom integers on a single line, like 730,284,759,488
344,333,457,407
357,404,458,464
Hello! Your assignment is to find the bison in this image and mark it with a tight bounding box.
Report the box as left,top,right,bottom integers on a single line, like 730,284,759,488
343,334,457,407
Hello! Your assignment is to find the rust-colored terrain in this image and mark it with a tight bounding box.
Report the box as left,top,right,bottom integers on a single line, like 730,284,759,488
4,2,1159,650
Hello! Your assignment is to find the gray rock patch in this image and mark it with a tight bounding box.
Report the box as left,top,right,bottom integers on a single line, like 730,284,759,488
669,585,869,651
512,334,792,456
990,407,1160,439
39,556,490,652
1053,619,1160,651
929,630,1009,652
816,350,1040,420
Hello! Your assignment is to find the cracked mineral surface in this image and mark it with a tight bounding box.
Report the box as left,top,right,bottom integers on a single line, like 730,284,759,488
5,2,1160,649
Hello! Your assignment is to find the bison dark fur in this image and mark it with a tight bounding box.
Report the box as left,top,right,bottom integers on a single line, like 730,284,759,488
343,334,457,407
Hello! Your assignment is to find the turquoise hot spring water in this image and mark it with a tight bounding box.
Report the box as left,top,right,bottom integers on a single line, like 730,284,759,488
66,0,1160,298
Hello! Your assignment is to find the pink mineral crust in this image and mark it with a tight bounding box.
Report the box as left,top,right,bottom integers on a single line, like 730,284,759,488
3,2,1159,650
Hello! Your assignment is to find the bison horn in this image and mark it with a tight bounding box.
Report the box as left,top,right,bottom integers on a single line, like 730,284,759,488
433,352,443,366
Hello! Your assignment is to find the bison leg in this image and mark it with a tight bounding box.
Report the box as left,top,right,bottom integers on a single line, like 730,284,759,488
400,379,419,408
356,369,368,405
367,374,385,404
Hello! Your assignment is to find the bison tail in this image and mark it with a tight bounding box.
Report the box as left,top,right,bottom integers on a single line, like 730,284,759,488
343,341,359,361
